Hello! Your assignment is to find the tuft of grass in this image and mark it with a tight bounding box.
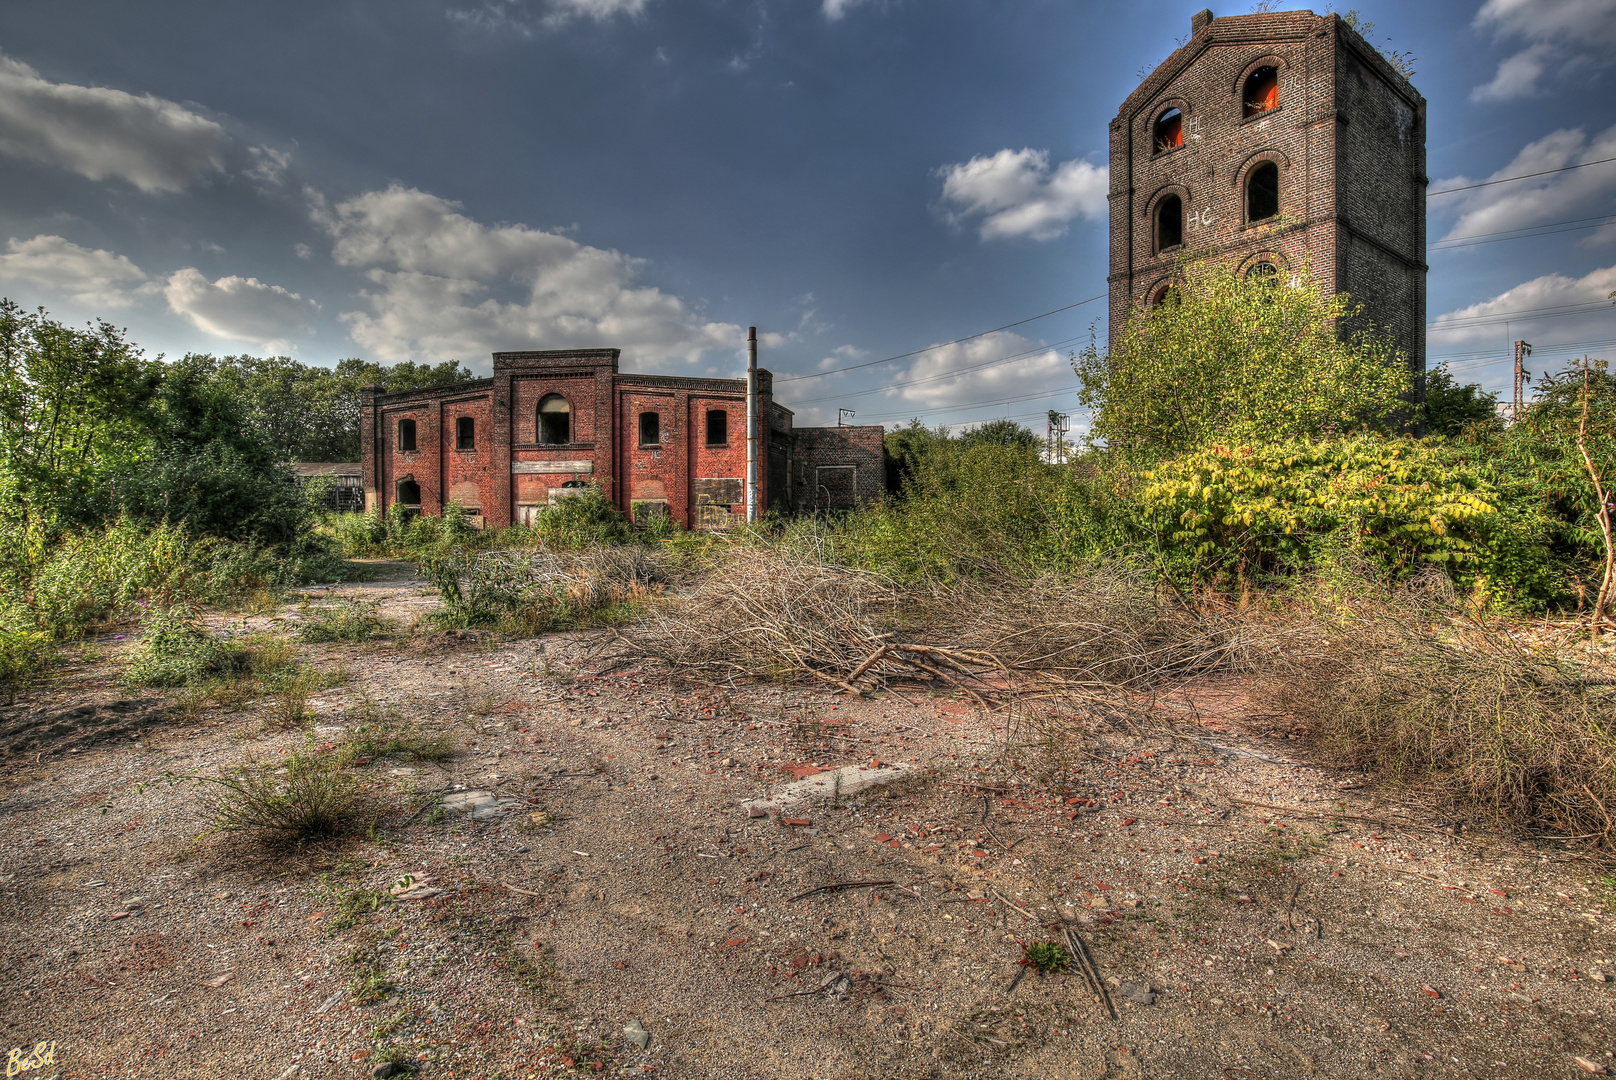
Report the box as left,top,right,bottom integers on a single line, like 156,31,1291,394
336,715,456,766
297,598,396,643
1020,940,1071,975
327,887,393,932
199,751,374,844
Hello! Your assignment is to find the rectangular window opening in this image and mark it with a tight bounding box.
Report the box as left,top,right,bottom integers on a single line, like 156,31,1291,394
638,411,661,446
456,416,475,451
706,409,728,445
398,418,417,453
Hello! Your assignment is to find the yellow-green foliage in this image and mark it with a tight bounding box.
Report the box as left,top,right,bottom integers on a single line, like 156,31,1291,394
1139,437,1561,604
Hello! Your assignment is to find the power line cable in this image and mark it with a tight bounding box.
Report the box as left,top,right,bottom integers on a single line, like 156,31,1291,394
791,334,1086,406
775,294,1105,383
1427,155,1616,197
1430,216,1616,251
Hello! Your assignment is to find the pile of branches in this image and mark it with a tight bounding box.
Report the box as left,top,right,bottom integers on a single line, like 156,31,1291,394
607,547,1290,724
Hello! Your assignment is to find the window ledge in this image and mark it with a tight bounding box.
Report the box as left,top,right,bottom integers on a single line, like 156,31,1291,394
1241,106,1283,124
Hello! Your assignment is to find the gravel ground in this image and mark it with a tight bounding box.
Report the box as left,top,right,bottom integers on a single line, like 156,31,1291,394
1,567,1612,1080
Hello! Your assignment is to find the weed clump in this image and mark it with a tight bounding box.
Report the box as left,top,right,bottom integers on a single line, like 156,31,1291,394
122,603,247,687
1256,580,1616,843
297,598,395,643
1020,940,1071,975
200,751,374,843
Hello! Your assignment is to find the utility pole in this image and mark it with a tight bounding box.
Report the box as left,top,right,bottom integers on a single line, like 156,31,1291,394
1047,409,1068,464
1513,340,1533,421
745,326,758,523
837,408,855,427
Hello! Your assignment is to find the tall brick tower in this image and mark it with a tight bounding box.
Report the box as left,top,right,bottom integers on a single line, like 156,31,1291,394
1107,8,1426,374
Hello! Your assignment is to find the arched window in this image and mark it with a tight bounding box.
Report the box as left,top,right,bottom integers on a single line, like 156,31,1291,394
396,478,421,505
1246,161,1279,222
1243,66,1279,117
1155,195,1183,253
1247,261,1280,284
538,394,571,444
638,411,661,447
1153,108,1183,152
706,409,728,446
456,416,475,451
1147,281,1179,308
397,418,417,453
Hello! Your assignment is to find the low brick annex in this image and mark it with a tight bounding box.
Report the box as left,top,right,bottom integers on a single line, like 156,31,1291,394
359,348,887,530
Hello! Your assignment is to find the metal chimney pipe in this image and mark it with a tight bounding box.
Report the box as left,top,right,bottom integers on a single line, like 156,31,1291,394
746,326,758,523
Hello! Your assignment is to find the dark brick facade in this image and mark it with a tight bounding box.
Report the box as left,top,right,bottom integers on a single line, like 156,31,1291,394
1108,9,1426,373
791,426,888,511
360,349,887,529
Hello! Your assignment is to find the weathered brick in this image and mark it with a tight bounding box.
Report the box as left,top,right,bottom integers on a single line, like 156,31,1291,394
1108,10,1426,374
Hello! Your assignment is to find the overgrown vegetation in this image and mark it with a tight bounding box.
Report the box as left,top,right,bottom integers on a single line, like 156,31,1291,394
198,750,375,844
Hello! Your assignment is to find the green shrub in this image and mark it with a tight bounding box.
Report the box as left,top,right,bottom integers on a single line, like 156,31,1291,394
0,628,53,698
122,603,247,687
524,485,635,550
1136,436,1563,607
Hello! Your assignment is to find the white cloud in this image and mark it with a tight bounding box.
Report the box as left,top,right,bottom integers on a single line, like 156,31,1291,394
0,234,151,309
1429,264,1616,347
1471,0,1616,101
884,331,1069,412
823,0,874,20
1435,124,1616,242
164,268,320,354
246,145,292,186
0,53,225,193
447,0,647,34
321,184,743,368
937,149,1108,242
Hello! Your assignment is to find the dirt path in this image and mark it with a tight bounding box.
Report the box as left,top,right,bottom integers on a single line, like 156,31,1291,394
1,580,1612,1080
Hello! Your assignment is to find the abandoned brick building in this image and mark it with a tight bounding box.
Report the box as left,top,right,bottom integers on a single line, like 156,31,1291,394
1109,8,1426,372
358,348,886,530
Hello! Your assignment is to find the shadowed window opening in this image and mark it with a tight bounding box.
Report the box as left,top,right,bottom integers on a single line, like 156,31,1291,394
456,416,475,451
1244,66,1279,117
639,411,661,446
397,418,416,453
1247,261,1280,284
538,394,571,444
706,409,728,445
1148,281,1179,308
1155,195,1183,253
1247,161,1279,221
1154,108,1183,152
396,478,421,505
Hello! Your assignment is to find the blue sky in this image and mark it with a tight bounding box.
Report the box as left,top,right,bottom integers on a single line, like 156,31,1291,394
0,0,1613,430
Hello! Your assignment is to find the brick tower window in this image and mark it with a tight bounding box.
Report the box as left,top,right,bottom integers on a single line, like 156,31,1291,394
1243,66,1279,117
1247,261,1280,284
638,411,661,446
1155,195,1183,253
1148,281,1178,308
456,416,475,451
1247,161,1279,221
538,394,571,444
396,478,421,505
706,409,728,446
397,418,417,452
1153,108,1183,153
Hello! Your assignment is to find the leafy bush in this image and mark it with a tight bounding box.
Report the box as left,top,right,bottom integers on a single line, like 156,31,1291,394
523,486,634,550
122,603,247,687
0,628,53,700
1076,261,1413,454
419,546,666,632
1136,436,1564,606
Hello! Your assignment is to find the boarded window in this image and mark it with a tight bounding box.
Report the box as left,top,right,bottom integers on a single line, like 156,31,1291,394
706,409,728,445
1155,195,1183,253
1243,66,1278,117
639,411,660,446
1247,162,1279,221
816,465,856,510
398,418,417,452
396,478,421,505
538,394,571,444
456,416,475,451
1154,108,1183,152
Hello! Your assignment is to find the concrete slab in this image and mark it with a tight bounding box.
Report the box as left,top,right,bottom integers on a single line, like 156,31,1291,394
740,762,915,817
441,789,523,819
